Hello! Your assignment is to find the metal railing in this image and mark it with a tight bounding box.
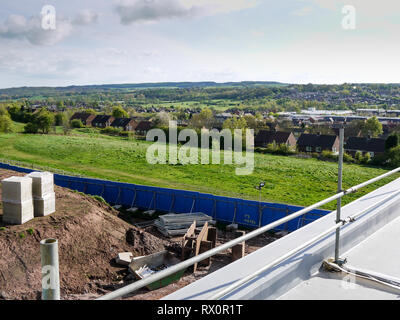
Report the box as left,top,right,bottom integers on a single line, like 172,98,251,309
97,165,400,300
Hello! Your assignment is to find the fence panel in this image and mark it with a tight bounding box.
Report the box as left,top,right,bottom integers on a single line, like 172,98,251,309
0,162,331,232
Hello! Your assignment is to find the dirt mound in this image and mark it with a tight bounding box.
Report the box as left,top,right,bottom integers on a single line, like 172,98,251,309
0,169,167,300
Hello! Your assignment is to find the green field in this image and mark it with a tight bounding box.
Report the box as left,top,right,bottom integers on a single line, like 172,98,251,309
0,130,398,210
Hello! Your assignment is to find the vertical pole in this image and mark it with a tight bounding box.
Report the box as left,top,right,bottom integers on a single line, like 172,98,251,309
334,127,344,263
40,239,60,300
258,188,262,227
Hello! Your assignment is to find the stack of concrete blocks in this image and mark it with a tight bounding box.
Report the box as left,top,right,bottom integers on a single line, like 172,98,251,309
1,176,34,225
26,172,56,217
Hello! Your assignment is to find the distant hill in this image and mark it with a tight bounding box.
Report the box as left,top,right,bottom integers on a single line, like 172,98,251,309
0,81,286,94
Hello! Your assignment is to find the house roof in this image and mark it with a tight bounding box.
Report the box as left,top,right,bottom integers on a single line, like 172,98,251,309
70,112,95,122
345,137,386,153
135,121,152,131
111,118,136,128
92,115,113,124
255,130,293,145
297,134,338,148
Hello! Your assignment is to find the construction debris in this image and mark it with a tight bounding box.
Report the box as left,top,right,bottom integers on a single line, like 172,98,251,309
181,222,218,272
226,223,238,232
143,210,157,218
154,212,214,237
1,176,34,225
127,207,139,214
115,252,134,266
129,250,186,290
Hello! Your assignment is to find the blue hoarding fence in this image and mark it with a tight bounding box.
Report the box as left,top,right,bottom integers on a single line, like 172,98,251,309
0,161,330,232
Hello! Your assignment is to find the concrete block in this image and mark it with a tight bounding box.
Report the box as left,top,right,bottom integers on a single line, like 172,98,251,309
1,176,33,203
26,172,54,199
2,199,34,225
33,192,56,217
116,252,133,266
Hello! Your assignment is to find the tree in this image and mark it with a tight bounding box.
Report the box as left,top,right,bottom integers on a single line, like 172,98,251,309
112,106,128,118
189,108,214,129
54,113,66,126
0,105,9,117
243,115,259,129
0,115,13,133
361,116,383,138
222,117,247,130
28,108,54,134
24,122,39,134
388,145,400,167
385,133,400,152
153,111,171,127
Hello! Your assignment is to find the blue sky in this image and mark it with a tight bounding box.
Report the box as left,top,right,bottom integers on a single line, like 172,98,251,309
0,0,399,88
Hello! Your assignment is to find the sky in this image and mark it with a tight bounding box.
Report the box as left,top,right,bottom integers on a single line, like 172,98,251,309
0,0,399,88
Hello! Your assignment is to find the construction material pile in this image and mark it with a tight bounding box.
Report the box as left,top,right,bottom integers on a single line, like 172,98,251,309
154,212,214,237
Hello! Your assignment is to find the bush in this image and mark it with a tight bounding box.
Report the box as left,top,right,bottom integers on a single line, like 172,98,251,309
387,145,400,167
370,154,387,166
70,119,83,128
275,143,296,155
24,122,39,134
343,152,354,163
355,151,363,163
101,127,122,136
360,152,371,164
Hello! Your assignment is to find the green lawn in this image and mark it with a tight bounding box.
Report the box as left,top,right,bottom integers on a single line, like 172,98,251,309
0,131,398,210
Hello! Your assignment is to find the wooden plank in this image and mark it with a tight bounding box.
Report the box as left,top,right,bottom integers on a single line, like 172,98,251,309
181,221,196,261
199,240,213,266
193,221,209,272
207,227,217,248
232,230,246,261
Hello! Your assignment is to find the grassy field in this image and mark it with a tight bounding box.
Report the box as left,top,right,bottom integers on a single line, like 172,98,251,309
0,130,398,210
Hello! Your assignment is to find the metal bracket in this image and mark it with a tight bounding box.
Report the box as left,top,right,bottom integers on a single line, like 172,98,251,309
335,257,347,266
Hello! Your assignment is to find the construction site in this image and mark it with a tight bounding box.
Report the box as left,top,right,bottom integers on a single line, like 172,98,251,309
0,168,280,300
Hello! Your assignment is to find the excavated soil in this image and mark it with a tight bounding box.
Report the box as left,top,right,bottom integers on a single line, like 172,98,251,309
0,169,167,300
0,168,279,300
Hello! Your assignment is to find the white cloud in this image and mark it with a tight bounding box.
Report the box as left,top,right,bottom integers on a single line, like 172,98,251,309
0,9,100,46
114,0,258,24
72,9,99,26
0,14,73,46
291,6,313,16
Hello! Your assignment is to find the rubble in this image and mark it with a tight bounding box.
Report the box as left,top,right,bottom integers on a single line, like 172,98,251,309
115,252,133,266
